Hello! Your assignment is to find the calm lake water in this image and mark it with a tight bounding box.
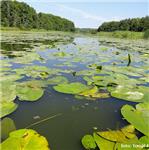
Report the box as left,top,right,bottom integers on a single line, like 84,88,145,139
1,32,148,150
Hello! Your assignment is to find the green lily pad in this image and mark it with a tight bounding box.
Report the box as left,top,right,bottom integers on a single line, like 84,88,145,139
121,104,149,136
47,76,68,85
16,81,44,101
0,129,50,150
81,134,97,149
14,65,51,79
97,125,136,143
114,137,140,150
53,82,89,94
13,52,42,64
0,81,16,102
0,74,23,82
93,133,115,150
100,47,109,51
79,86,109,98
139,136,149,144
0,101,18,118
110,85,148,102
1,117,16,140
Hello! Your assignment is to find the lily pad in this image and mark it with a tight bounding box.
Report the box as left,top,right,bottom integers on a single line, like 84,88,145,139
1,117,16,140
0,101,18,118
47,76,68,85
81,134,97,149
97,125,136,143
14,65,51,79
0,81,16,102
53,82,89,94
93,133,115,150
79,86,109,98
16,81,44,101
121,104,149,136
110,85,148,102
139,136,149,144
114,137,140,150
0,129,50,150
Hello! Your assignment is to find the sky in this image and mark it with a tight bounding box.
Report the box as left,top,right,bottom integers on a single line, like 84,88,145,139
19,0,149,28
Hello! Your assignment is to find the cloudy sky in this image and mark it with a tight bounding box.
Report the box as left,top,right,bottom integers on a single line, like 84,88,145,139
19,0,148,28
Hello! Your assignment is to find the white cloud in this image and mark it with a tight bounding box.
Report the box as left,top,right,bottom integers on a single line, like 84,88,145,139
56,4,106,22
56,4,123,27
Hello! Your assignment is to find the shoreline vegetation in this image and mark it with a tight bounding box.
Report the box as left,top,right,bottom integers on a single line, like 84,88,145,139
0,0,75,32
1,27,149,40
1,0,149,39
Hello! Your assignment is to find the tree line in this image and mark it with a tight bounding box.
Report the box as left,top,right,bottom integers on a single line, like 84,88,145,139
0,0,75,31
98,16,149,32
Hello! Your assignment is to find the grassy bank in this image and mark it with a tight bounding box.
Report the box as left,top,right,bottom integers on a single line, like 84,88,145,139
97,31,145,39
1,27,149,40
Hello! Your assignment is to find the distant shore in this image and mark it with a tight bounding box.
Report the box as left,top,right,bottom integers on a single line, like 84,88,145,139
1,27,149,40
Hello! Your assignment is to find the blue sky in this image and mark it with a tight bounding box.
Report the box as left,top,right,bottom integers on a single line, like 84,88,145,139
19,0,148,28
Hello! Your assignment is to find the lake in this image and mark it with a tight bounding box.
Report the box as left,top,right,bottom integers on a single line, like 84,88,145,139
0,31,149,150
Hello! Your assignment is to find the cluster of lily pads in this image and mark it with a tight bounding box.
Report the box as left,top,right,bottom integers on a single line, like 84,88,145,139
81,102,149,150
0,31,149,149
0,117,50,150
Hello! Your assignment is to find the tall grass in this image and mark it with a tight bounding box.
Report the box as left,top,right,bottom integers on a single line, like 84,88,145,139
143,29,149,39
97,31,144,39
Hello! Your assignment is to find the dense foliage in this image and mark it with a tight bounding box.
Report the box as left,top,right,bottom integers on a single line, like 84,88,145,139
98,16,149,32
0,0,75,31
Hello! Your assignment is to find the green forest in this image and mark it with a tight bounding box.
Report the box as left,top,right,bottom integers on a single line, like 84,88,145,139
0,0,75,31
98,16,149,32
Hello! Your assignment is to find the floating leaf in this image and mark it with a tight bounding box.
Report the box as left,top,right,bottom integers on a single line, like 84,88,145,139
0,74,23,82
81,134,96,149
114,137,140,150
14,65,51,79
0,129,50,150
139,136,149,144
53,82,89,94
0,81,16,102
93,133,115,150
0,101,18,118
47,76,68,85
110,85,147,102
16,81,44,101
100,47,109,51
121,104,149,136
1,117,16,140
79,86,109,98
97,125,136,143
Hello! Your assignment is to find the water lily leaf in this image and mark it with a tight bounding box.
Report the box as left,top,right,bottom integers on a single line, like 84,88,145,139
110,85,147,102
53,51,67,57
16,82,44,101
97,130,127,143
0,81,16,102
53,82,89,94
114,137,140,150
14,65,51,79
121,104,149,136
1,117,16,140
0,129,50,150
13,52,42,64
0,101,18,118
139,136,149,144
121,125,136,139
79,86,109,98
0,74,23,82
97,125,136,143
47,76,68,85
100,47,109,51
81,134,96,149
93,133,115,150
